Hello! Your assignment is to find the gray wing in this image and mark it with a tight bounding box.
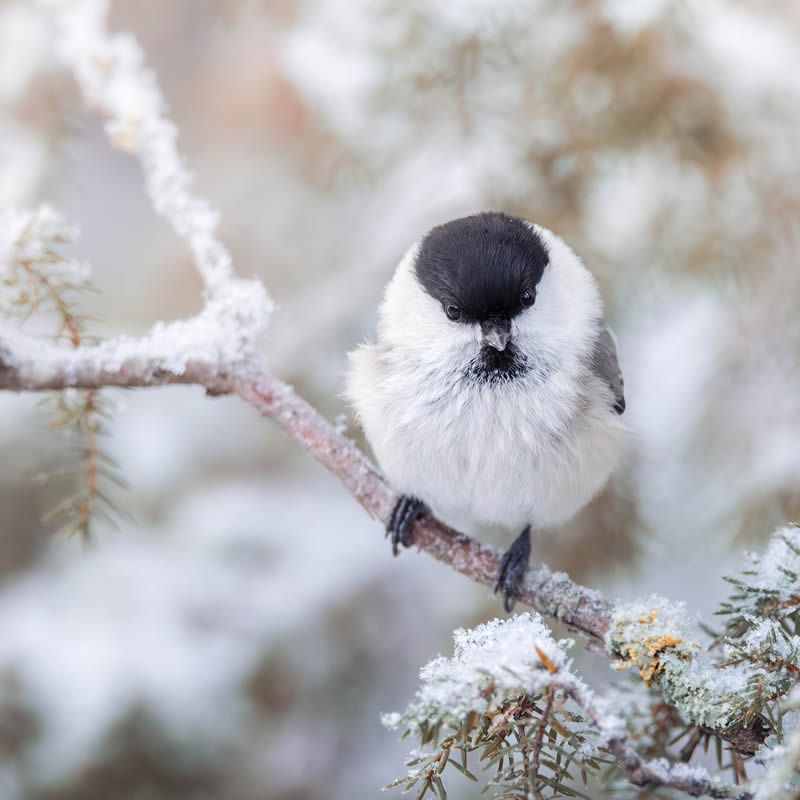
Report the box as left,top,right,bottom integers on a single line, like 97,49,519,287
591,323,625,415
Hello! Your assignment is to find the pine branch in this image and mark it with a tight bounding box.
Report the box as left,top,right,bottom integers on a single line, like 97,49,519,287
387,614,751,800
2,205,124,541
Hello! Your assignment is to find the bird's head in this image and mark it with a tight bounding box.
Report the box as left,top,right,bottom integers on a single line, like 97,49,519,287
378,212,601,384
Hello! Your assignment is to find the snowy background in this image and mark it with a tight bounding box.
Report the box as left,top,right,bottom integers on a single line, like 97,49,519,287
2,0,800,797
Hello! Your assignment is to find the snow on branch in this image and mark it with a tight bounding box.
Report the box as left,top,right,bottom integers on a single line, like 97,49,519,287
41,0,243,299
3,0,275,390
386,613,751,799
603,528,800,758
0,205,270,393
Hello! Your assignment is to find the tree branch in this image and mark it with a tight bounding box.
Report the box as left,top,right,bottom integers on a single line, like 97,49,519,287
562,680,753,800
0,332,613,647
238,377,614,644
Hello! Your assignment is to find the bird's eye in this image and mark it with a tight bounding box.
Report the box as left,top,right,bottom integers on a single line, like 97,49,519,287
444,303,462,321
520,288,535,308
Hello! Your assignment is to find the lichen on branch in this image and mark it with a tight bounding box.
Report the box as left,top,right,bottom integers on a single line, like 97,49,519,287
606,526,800,756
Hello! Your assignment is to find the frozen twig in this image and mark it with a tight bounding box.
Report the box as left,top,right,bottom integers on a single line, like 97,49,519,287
563,679,753,799
42,0,238,298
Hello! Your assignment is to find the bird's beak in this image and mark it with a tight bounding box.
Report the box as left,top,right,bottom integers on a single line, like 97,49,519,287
481,318,512,351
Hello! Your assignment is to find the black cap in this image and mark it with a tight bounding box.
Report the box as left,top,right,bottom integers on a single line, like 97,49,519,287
414,212,549,323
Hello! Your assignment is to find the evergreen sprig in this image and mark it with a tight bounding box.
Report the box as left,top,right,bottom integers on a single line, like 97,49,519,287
714,525,800,739
386,691,606,800
2,206,127,541
385,614,610,800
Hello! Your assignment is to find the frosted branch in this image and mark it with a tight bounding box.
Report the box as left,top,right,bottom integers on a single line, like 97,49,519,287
565,680,752,799
387,613,751,799
41,0,244,298
0,331,785,761
0,320,613,639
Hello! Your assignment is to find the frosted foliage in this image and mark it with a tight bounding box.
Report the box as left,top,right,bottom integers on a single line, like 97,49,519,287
730,620,800,708
607,596,752,729
386,613,576,730
0,2,274,380
744,525,800,597
0,206,91,311
609,538,800,743
0,205,85,276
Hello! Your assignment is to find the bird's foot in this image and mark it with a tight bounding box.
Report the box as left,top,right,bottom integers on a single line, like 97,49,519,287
494,526,531,613
386,495,428,556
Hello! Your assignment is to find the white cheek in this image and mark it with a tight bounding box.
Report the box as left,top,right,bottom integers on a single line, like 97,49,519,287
512,309,532,337
379,266,481,365
513,305,548,350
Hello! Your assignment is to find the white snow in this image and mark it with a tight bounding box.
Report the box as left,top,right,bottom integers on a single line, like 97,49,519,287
386,612,582,730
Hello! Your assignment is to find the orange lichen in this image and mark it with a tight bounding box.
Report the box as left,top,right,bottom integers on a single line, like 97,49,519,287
638,607,659,624
614,631,688,686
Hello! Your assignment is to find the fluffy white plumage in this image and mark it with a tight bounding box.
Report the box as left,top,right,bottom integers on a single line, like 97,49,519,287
347,219,627,540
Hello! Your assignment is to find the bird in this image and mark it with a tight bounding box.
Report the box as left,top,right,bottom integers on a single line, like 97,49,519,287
346,212,627,611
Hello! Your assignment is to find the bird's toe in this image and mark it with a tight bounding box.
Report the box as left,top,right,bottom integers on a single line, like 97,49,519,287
493,526,531,612
386,495,428,556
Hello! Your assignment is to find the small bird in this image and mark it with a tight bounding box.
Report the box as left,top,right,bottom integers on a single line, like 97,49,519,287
346,212,627,611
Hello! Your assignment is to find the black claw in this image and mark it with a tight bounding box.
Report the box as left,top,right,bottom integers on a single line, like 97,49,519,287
494,526,531,612
386,495,428,556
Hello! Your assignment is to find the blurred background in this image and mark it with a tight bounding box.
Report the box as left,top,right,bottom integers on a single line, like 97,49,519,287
2,0,800,797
